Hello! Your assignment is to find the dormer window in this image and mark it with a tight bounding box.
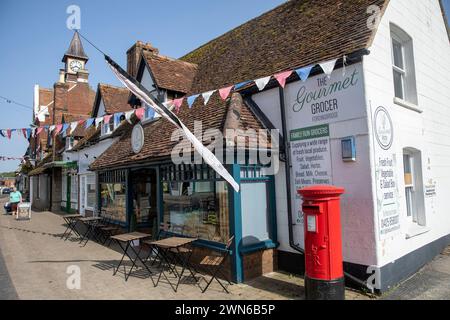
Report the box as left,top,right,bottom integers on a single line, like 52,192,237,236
101,117,114,136
65,137,74,150
390,24,418,106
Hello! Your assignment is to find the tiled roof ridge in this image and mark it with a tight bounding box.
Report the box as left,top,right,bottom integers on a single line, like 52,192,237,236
143,50,198,69
98,83,128,91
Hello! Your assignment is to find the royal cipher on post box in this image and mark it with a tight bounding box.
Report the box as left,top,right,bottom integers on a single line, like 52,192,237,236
298,185,345,300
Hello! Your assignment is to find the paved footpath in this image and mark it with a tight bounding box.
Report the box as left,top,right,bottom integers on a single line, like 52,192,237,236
0,199,368,300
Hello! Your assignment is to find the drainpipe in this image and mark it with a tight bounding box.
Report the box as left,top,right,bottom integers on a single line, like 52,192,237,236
278,87,369,289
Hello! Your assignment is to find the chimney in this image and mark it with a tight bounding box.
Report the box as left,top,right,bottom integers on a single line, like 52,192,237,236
126,41,158,78
58,69,66,83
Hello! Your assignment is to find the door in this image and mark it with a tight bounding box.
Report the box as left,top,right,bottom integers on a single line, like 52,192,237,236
80,175,86,216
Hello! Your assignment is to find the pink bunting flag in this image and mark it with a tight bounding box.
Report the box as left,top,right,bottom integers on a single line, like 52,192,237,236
135,107,145,120
173,98,184,113
219,86,234,100
54,124,62,135
22,129,27,139
274,70,293,88
36,127,44,136
103,114,113,124
6,129,11,139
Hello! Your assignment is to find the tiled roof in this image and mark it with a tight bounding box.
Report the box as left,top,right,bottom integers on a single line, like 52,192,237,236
94,84,133,115
71,127,101,151
28,152,53,176
143,51,198,94
181,0,388,93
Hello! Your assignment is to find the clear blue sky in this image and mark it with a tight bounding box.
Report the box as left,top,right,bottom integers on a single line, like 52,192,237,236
0,0,449,172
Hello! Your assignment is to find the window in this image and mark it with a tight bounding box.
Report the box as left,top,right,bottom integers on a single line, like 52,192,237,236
70,175,78,208
161,164,229,243
61,174,67,206
65,137,74,150
403,148,425,227
86,174,96,209
99,169,127,223
241,182,270,246
390,24,418,105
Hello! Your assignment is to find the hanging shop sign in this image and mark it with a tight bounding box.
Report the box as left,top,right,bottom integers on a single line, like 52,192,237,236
131,123,144,154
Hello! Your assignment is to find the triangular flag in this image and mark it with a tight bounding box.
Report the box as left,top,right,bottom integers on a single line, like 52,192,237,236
146,107,155,120
62,123,70,134
70,122,78,134
6,129,11,139
295,65,315,82
54,124,63,135
114,112,124,125
187,94,199,109
125,111,134,123
95,117,103,129
219,86,234,100
36,127,44,136
49,125,55,133
254,76,271,91
0,130,4,138
26,128,32,139
103,114,112,124
85,118,94,129
22,129,27,139
274,70,293,88
173,98,184,112
319,59,338,78
135,107,145,120
234,80,251,90
202,90,215,106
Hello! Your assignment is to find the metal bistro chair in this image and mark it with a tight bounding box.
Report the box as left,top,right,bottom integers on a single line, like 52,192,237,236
96,210,122,247
198,236,234,294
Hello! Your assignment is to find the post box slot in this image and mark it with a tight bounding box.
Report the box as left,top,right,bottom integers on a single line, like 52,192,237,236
302,205,323,213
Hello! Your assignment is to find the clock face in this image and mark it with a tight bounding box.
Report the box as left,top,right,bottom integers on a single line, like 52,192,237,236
69,60,82,73
131,124,144,154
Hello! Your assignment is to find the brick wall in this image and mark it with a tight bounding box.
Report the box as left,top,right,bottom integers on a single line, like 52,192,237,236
243,249,278,281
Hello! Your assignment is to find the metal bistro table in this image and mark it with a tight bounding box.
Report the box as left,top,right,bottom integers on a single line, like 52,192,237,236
61,214,82,240
78,217,103,246
149,237,199,292
110,232,155,284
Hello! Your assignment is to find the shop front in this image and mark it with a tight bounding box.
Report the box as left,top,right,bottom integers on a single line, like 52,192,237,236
95,160,278,283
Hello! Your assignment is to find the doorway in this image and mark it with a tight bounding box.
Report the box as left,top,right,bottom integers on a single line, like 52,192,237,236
129,168,158,232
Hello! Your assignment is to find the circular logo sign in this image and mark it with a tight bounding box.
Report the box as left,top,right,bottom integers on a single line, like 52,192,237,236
374,106,393,150
131,123,144,154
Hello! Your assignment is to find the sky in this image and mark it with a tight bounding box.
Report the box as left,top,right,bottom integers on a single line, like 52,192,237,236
0,0,449,173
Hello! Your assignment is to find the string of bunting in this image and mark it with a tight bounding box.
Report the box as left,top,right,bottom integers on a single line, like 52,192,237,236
0,156,25,161
0,57,340,140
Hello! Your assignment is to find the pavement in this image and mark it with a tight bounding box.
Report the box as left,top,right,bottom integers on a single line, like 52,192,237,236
0,196,449,300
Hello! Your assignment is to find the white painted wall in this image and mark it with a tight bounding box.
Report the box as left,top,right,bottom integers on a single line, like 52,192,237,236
364,0,450,267
252,63,378,266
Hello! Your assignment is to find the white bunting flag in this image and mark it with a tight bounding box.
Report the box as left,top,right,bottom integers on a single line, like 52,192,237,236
70,122,78,134
202,90,216,106
125,111,134,123
95,117,103,129
254,76,271,91
319,59,338,78
49,125,55,133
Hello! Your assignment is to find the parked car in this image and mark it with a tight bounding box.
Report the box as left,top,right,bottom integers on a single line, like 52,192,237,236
2,188,11,194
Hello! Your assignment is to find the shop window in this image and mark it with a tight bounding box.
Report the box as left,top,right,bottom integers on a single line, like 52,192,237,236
162,179,229,244
403,148,426,227
86,174,96,209
61,174,67,206
241,181,270,246
390,24,418,105
130,169,157,225
70,175,78,207
100,183,127,223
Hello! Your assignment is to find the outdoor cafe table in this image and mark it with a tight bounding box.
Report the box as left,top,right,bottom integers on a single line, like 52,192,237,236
110,232,155,284
149,237,199,292
78,217,103,246
60,214,82,241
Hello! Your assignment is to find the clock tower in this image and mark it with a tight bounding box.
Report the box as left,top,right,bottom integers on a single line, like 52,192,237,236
61,31,89,83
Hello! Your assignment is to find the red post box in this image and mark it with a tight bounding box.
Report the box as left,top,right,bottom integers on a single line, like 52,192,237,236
298,185,345,300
